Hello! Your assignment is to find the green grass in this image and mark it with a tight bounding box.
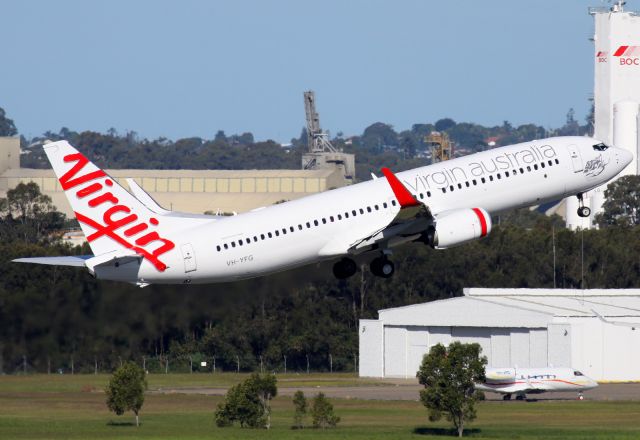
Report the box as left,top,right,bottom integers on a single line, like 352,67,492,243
0,373,393,393
2,375,640,439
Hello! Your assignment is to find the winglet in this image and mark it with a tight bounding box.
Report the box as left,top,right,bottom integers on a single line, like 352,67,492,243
380,167,420,207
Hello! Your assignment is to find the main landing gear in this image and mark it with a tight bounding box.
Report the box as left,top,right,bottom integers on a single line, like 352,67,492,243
333,258,357,280
502,394,512,401
576,193,591,218
332,255,396,280
370,256,395,278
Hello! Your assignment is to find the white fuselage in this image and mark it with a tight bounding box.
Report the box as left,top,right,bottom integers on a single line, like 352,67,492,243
95,136,631,284
476,367,599,396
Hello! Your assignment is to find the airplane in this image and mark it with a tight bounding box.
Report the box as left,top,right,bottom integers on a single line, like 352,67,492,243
476,367,599,400
13,136,632,286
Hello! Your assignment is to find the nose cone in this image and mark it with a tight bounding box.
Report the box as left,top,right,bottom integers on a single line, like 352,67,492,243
617,148,634,168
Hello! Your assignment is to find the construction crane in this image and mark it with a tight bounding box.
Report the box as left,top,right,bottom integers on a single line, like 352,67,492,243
300,91,355,182
304,91,336,154
425,131,453,163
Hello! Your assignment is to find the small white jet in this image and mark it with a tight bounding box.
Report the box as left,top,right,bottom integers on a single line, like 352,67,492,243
14,137,631,286
476,367,599,400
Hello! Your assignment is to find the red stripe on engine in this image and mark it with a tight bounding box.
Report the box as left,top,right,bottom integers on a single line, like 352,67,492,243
472,208,488,237
614,45,629,57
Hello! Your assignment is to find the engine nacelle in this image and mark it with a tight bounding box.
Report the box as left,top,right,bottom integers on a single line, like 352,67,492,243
485,368,516,384
423,207,492,249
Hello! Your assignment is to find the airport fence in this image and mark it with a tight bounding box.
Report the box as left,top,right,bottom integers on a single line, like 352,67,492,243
0,352,359,375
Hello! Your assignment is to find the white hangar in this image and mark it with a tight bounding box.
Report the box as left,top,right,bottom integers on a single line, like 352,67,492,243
359,288,640,381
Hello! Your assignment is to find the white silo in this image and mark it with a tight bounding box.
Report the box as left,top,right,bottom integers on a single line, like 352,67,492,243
565,3,640,229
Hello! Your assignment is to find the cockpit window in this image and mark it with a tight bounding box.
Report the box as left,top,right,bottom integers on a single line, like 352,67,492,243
574,371,584,376
593,143,609,151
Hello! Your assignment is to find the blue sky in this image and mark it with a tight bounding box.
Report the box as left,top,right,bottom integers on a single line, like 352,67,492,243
1,1,598,143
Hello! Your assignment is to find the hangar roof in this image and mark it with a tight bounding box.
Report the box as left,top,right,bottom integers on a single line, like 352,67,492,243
377,288,640,328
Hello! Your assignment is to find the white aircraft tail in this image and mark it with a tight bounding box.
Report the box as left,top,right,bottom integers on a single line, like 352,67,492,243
43,140,178,272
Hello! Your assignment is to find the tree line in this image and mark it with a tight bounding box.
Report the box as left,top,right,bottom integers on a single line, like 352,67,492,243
2,175,640,374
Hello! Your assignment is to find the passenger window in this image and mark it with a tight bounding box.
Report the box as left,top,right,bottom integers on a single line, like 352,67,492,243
260,234,265,240
306,222,311,228
314,220,319,226
519,167,524,173
534,164,538,170
367,207,372,213
383,202,388,208
290,226,294,232
481,177,486,184
231,242,236,248
391,200,397,206
352,210,357,216
345,212,349,218
419,193,424,199
574,371,583,376
497,174,501,179
505,171,510,177
465,182,469,187
275,230,280,236
224,243,228,249
246,237,251,243
337,214,342,220
374,205,379,210
322,218,327,224
298,224,303,230
360,208,364,214
472,180,477,185
457,183,462,189
268,232,272,238
216,245,221,251
253,236,258,242
427,191,432,197
527,166,531,172
450,185,454,191
442,187,447,193
489,175,493,181
555,159,559,165
541,162,545,168
548,160,553,166
239,239,243,246
282,228,286,234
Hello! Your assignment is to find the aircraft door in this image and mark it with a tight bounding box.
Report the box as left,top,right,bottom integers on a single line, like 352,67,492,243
180,243,197,273
567,145,584,173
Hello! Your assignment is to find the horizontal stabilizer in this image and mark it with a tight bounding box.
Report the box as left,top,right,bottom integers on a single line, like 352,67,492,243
12,256,92,267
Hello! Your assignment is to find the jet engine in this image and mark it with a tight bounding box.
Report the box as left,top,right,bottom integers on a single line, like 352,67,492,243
485,368,516,383
421,207,492,249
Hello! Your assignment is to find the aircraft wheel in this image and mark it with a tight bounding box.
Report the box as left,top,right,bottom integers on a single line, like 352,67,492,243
515,394,525,401
577,206,591,218
502,394,512,401
370,257,395,278
333,258,357,279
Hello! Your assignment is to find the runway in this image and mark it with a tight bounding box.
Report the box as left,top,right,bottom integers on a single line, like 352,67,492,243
155,381,640,401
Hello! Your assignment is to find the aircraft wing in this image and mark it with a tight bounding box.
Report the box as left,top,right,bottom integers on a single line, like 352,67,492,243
318,167,432,257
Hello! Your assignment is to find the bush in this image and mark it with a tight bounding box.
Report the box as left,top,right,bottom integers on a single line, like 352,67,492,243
311,392,340,429
215,373,277,429
105,361,147,427
292,390,307,429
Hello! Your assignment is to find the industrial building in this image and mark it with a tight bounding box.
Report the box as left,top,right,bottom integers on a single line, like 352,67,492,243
359,288,640,381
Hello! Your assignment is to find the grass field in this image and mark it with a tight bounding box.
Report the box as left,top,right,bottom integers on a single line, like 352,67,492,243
2,374,640,439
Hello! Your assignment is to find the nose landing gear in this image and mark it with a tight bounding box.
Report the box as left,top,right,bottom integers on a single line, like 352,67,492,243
576,193,591,218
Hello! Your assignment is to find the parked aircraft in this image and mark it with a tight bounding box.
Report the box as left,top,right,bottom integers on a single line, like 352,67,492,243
14,137,631,286
476,367,599,400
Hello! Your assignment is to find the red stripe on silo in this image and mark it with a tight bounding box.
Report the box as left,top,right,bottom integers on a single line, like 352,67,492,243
614,46,629,57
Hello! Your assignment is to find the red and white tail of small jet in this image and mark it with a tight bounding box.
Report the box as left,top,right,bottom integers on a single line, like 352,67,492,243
476,367,599,400
13,137,631,286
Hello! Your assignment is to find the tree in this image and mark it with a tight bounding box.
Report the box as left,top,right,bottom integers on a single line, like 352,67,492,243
416,342,487,438
292,390,307,429
0,107,17,136
215,373,277,429
105,361,147,427
434,118,456,132
595,175,640,228
311,392,340,429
